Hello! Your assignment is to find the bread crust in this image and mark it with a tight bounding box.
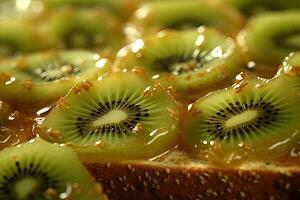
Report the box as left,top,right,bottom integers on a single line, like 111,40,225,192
85,161,300,200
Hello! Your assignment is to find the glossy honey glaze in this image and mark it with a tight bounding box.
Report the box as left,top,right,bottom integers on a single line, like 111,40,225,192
1,75,300,169
0,0,300,169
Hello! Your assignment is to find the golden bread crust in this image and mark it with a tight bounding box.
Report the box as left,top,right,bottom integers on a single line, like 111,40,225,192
85,161,300,200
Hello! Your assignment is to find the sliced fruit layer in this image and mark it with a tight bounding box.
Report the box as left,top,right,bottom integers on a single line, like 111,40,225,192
115,28,243,102
37,70,180,161
0,49,109,110
45,7,123,50
238,11,300,66
126,0,244,40
42,0,141,18
0,17,50,58
222,0,300,16
182,76,300,164
0,138,107,200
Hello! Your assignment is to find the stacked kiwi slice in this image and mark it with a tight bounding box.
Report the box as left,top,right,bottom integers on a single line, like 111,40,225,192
236,11,300,78
37,70,180,161
238,11,300,66
0,1,300,197
222,0,300,16
0,17,50,58
182,75,300,163
0,49,109,109
41,0,141,18
125,0,245,40
0,138,106,200
115,28,243,102
44,7,123,51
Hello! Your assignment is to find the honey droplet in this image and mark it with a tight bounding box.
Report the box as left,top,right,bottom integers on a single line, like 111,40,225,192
44,188,58,200
46,128,63,140
132,123,145,135
167,107,178,121
55,97,70,110
132,66,146,74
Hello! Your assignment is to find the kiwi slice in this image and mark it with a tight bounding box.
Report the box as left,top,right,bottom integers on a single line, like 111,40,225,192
238,11,300,66
0,49,110,110
182,75,300,163
222,0,300,16
275,51,300,93
126,0,245,40
0,17,50,58
114,28,243,102
36,70,180,161
42,0,105,8
45,7,123,50
0,138,106,200
42,0,141,18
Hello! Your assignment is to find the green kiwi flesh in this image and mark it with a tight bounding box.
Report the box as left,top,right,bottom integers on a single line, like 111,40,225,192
0,18,49,58
43,0,107,8
0,50,109,110
0,138,106,200
42,0,140,18
222,0,300,16
182,76,300,163
45,8,123,50
37,71,180,161
115,28,243,102
238,11,300,65
128,0,244,38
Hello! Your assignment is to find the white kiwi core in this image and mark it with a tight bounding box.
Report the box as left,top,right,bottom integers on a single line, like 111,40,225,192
92,109,127,127
225,110,258,128
14,178,38,199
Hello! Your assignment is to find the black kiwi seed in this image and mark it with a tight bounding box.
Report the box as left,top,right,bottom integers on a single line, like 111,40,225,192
204,98,280,140
154,51,211,75
75,98,150,136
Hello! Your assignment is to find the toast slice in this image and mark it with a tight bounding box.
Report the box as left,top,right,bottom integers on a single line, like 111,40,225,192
84,150,300,200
